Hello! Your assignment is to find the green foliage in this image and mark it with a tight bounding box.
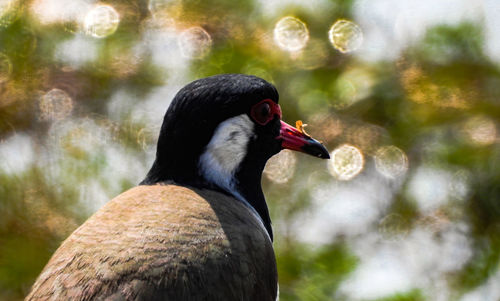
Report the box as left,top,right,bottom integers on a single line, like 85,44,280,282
276,242,358,300
371,289,425,301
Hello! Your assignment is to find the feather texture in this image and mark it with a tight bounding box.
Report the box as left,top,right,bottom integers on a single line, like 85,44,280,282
26,185,277,301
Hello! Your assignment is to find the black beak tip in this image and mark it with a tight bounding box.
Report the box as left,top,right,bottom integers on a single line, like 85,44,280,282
302,140,330,159
319,151,330,159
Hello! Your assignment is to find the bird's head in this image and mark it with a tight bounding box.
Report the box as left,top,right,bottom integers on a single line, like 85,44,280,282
142,74,329,239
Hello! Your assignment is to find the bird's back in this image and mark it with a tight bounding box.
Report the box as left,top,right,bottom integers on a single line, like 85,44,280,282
26,185,277,301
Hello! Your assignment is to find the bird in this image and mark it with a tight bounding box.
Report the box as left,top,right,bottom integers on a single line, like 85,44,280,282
26,74,330,300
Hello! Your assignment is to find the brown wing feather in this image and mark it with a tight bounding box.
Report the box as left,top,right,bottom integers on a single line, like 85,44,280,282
26,185,277,301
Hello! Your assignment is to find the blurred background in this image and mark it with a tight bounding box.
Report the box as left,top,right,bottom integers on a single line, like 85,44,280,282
1,0,500,300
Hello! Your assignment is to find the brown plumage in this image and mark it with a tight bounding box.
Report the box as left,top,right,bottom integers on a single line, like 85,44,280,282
26,184,277,300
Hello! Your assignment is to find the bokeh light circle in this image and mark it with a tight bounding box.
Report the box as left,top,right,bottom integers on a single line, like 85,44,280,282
178,27,212,59
273,16,309,52
39,88,73,121
328,19,363,53
0,52,12,83
374,145,409,179
84,5,120,38
328,144,364,180
463,116,497,146
264,149,297,184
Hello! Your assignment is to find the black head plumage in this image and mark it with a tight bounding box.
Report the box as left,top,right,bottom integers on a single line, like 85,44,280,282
141,74,281,239
141,74,279,186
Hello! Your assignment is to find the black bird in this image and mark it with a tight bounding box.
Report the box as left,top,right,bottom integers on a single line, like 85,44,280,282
27,74,329,300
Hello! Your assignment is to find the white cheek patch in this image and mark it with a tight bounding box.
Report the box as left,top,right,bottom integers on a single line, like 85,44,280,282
199,114,272,241
199,114,255,200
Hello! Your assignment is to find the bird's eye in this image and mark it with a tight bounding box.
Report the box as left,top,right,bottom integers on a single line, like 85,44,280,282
251,100,272,125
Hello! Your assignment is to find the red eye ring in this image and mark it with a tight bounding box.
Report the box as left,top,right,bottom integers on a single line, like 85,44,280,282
250,99,282,125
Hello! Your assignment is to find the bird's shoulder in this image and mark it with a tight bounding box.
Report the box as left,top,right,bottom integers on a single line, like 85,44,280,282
26,184,276,301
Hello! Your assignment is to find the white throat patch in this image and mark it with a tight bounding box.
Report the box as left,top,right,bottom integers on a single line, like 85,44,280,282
199,113,271,241
199,114,255,201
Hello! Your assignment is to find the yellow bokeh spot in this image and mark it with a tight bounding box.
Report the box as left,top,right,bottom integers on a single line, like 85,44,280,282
328,144,364,181
328,19,363,53
274,16,309,52
39,89,73,121
84,5,120,38
374,145,409,179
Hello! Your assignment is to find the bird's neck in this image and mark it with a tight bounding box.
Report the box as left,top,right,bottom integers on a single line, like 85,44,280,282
141,113,274,240
197,147,273,241
141,154,274,241
233,173,273,241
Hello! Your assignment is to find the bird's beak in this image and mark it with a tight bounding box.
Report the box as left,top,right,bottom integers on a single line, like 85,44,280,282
278,120,330,159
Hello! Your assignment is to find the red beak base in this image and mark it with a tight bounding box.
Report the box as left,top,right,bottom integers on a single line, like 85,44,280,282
277,120,330,159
